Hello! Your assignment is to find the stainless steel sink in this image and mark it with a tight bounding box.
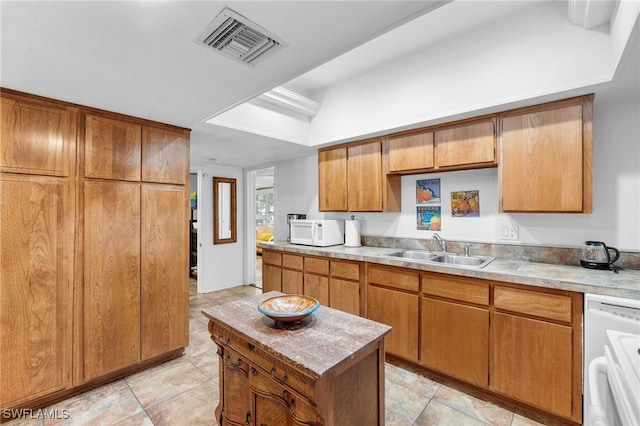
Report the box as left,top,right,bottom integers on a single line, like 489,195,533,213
387,250,437,261
386,250,494,268
430,254,494,268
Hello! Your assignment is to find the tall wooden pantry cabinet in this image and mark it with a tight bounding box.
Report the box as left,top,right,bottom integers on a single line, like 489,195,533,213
0,89,190,413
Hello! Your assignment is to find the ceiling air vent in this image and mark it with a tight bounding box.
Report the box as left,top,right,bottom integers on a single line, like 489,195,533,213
198,8,287,66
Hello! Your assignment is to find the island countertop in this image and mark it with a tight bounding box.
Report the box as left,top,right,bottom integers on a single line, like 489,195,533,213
201,291,392,380
260,241,640,299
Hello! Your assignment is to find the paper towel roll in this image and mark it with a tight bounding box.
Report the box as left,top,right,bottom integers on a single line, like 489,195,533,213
344,219,361,247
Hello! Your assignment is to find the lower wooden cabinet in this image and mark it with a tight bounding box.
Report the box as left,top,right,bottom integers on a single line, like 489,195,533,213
490,312,573,417
304,272,329,305
420,272,490,387
83,180,141,380
366,265,582,424
366,265,419,362
262,250,282,293
490,285,582,422
262,250,362,316
0,174,74,407
264,249,583,424
329,278,359,316
140,184,189,360
420,298,488,387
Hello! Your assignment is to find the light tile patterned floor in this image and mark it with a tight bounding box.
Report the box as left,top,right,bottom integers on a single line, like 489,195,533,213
5,281,559,426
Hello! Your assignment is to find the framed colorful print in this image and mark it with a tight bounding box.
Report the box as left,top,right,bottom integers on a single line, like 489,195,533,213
451,190,480,217
417,206,442,230
416,178,440,204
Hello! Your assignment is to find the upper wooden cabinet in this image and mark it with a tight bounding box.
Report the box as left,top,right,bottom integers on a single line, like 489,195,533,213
319,138,400,212
348,140,383,211
318,147,347,211
1,94,76,176
434,117,496,168
84,114,141,181
386,130,434,173
499,95,593,213
142,126,190,185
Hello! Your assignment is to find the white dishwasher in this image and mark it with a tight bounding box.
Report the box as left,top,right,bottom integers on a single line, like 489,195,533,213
584,294,640,426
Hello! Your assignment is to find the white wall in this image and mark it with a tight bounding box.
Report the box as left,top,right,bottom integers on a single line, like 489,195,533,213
272,155,327,241
275,93,640,252
194,164,245,293
307,1,620,145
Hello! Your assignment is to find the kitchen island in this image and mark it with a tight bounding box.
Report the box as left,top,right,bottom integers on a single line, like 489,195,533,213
202,291,391,426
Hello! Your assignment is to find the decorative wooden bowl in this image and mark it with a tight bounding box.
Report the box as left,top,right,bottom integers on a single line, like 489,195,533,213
258,295,320,322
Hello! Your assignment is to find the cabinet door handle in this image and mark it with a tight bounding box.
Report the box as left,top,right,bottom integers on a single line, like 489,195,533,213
245,411,251,424
247,342,255,351
282,389,295,407
251,367,258,376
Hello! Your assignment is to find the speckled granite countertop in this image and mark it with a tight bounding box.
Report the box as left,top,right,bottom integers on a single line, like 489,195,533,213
262,242,640,299
202,291,391,379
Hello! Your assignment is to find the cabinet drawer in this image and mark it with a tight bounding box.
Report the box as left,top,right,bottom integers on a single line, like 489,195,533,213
210,322,315,399
367,265,419,293
263,250,281,266
421,272,489,306
304,257,329,275
330,260,360,281
282,254,303,270
494,286,572,323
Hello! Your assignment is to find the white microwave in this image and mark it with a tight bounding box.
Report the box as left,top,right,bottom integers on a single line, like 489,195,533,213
289,219,344,247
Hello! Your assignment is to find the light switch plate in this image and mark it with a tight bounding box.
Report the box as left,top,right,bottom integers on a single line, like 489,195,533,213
501,222,519,241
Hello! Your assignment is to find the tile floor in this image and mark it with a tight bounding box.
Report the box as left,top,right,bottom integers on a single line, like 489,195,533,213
5,280,561,426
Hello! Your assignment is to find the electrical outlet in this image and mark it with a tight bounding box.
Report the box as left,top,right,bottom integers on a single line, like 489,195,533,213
501,223,519,241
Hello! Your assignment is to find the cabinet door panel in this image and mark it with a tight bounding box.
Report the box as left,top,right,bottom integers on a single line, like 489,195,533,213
263,264,282,293
281,269,303,295
221,349,253,425
318,147,347,211
387,131,434,172
141,184,188,359
0,175,73,406
348,142,382,211
490,312,573,417
304,273,329,306
142,127,189,184
501,105,584,212
83,180,141,380
329,278,359,316
435,119,495,167
421,298,488,387
84,114,141,181
1,97,74,176
367,285,418,362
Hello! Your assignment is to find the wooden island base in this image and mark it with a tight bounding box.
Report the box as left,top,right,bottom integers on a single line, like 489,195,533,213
203,292,391,426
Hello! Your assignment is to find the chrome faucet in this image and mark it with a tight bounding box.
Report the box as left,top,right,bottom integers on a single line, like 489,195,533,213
431,233,447,252
463,243,472,257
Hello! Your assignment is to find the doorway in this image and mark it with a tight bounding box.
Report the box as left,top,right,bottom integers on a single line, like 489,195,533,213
246,166,275,289
189,172,198,295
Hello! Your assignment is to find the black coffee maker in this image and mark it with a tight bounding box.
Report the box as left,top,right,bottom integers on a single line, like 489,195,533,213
580,241,620,270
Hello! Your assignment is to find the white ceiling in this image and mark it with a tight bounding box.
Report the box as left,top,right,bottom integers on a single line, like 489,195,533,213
1,1,636,169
